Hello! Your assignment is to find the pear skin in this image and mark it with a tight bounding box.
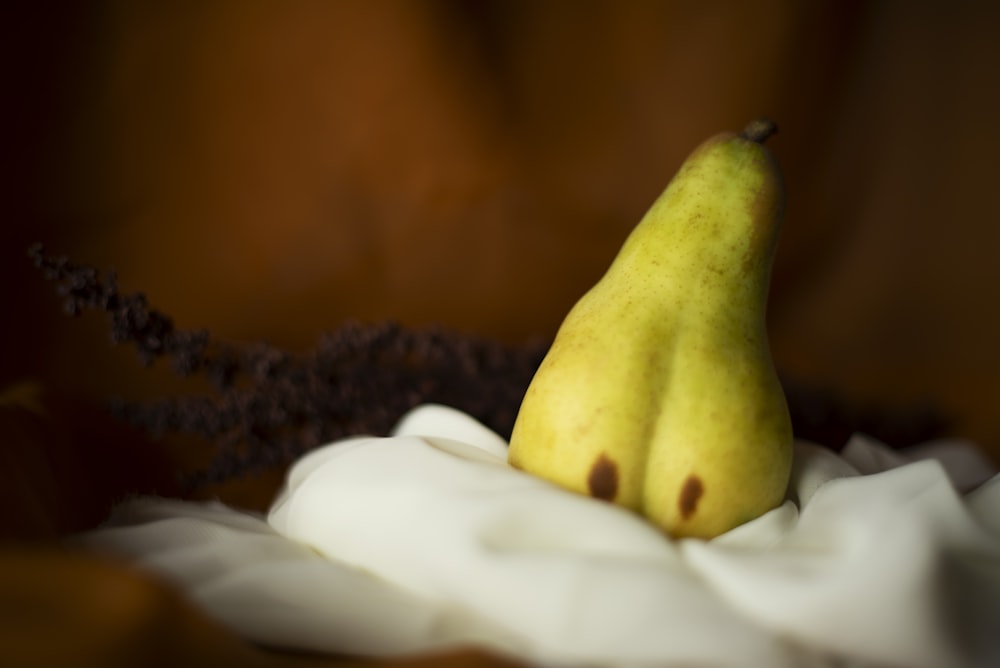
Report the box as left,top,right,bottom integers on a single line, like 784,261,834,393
507,120,792,539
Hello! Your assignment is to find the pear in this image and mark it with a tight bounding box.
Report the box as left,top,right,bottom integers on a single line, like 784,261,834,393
507,119,792,539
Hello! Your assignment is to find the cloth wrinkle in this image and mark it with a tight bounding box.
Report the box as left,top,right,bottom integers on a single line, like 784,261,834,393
74,404,1000,668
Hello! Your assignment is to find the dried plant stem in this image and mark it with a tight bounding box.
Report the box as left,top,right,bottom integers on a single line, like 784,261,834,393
28,244,547,486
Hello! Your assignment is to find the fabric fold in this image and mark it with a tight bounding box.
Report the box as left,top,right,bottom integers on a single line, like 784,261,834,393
75,404,1000,668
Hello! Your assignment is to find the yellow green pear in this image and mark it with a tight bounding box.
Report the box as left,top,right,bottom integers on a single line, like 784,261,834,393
507,119,792,539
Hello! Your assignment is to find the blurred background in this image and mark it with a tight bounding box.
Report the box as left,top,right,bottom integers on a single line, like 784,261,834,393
4,0,999,459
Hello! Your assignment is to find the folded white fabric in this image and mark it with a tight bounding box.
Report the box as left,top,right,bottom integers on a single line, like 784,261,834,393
76,404,1000,668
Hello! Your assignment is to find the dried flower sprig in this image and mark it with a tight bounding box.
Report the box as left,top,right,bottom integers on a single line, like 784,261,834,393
28,244,547,486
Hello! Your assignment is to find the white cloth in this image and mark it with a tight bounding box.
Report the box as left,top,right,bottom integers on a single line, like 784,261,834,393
75,404,1000,668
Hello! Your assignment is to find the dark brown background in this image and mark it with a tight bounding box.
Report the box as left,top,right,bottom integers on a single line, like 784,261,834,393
5,1,1000,453
2,3,1000,665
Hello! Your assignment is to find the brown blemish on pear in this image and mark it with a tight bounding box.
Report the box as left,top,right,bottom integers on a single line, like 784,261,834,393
678,474,704,520
587,453,619,501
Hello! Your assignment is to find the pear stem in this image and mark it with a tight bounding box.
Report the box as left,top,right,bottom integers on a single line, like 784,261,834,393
740,119,777,144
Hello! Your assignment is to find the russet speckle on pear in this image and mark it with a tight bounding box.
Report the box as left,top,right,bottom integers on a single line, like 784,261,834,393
507,119,792,539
